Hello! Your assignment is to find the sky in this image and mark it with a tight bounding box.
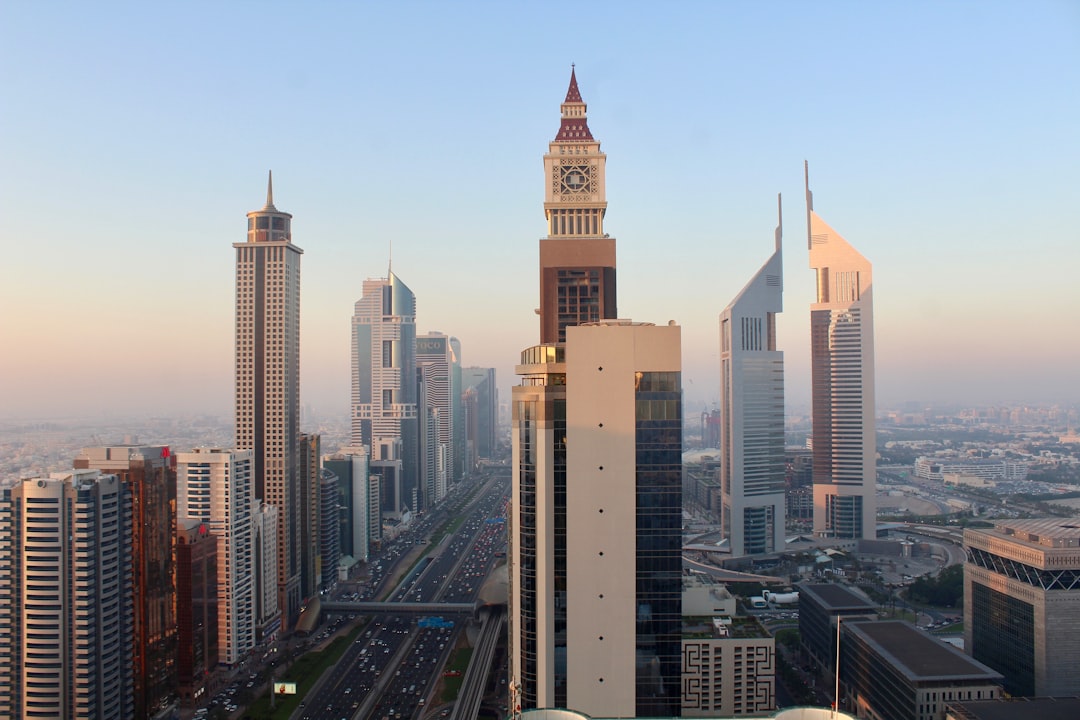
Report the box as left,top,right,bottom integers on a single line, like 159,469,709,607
1,1,1078,421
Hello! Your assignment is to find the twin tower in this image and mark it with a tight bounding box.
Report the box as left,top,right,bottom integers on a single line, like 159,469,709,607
509,69,875,716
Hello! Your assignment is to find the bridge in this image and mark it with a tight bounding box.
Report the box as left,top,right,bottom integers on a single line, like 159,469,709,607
321,600,477,615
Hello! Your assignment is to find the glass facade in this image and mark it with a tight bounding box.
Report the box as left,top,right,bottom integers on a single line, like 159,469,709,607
518,399,539,709
970,581,1034,696
635,371,683,716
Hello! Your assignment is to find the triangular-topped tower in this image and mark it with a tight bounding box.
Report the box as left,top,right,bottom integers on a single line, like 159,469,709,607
539,67,616,343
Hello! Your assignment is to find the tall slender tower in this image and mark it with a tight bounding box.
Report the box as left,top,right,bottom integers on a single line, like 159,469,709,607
235,172,303,628
351,271,418,509
806,163,876,539
719,198,786,556
510,70,683,717
539,66,617,343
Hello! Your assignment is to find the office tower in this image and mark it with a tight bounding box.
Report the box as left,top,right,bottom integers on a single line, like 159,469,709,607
450,336,465,481
323,446,378,562
796,583,877,675
719,199,786,557
319,468,341,590
539,66,617,344
176,448,256,666
806,163,876,539
462,366,498,459
299,432,320,600
351,270,419,506
175,518,218,707
417,362,445,509
235,172,303,624
511,321,683,717
74,445,177,718
252,502,280,640
417,332,457,503
964,519,1080,696
0,470,134,719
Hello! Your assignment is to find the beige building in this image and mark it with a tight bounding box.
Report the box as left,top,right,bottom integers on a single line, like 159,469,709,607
682,573,737,617
235,172,303,627
682,617,776,716
806,163,877,539
964,519,1080,696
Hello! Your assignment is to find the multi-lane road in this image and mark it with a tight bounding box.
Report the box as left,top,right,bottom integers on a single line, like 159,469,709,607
294,467,509,720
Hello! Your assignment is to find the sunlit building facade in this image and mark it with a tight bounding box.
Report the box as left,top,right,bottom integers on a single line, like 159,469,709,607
175,518,218,707
806,164,876,539
235,172,303,625
73,444,177,718
719,201,786,556
0,470,134,719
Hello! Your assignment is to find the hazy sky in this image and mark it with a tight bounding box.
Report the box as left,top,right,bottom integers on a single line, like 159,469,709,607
2,2,1078,421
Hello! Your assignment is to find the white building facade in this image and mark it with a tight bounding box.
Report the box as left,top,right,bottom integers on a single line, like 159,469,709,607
720,199,786,556
807,165,877,539
177,448,257,666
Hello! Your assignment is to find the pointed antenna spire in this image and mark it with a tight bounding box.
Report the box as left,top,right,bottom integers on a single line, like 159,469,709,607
388,239,393,277
264,170,277,211
775,193,783,252
564,64,583,103
804,160,813,250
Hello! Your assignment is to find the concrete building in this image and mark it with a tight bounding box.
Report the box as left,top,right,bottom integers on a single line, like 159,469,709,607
797,583,877,673
462,366,498,460
915,458,1028,482
719,198,786,556
841,620,1002,720
806,164,877,539
323,446,378,562
351,270,419,507
538,67,617,344
0,470,134,719
945,697,1080,720
299,432,320,600
235,172,304,625
417,332,458,506
175,518,218,708
74,444,177,718
252,501,280,641
963,519,1080,696
682,616,775,717
681,573,737,617
176,448,256,666
319,468,341,590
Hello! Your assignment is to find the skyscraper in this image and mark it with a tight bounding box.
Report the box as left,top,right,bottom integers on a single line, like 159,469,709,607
719,200,786,556
510,70,683,718
806,164,876,539
176,448,256,666
0,470,134,719
235,172,303,625
175,518,218,707
298,432,321,600
417,331,458,506
539,66,617,344
461,366,498,460
351,270,419,508
74,445,177,719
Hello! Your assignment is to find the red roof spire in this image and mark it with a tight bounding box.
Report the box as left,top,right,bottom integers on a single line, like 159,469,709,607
564,64,583,103
555,65,594,142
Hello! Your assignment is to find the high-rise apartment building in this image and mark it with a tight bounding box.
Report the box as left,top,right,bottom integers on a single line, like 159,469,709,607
235,172,303,625
963,519,1080,696
252,501,280,640
351,270,419,506
417,332,458,505
74,444,177,719
719,200,786,556
510,70,682,718
0,470,134,719
806,164,876,539
176,448,256,666
539,67,617,344
324,446,379,562
462,366,498,459
175,518,218,707
318,468,341,590
299,432,320,600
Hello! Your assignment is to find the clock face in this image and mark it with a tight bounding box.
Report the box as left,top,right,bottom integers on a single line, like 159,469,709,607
559,164,592,194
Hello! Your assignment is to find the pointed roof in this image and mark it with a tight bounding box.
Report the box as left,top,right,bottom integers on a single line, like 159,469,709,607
564,65,582,103
555,65,594,142
264,170,277,211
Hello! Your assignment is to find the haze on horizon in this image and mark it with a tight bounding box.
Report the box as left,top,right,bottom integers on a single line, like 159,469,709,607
1,2,1077,422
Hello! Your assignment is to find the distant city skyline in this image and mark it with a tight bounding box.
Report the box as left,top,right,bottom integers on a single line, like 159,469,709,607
2,2,1078,419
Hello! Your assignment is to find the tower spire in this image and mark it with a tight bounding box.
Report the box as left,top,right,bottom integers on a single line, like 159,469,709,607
265,170,277,211
565,64,582,103
804,160,813,250
776,193,783,252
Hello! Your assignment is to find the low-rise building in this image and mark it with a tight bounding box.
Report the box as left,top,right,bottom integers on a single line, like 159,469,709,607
798,583,877,672
682,616,775,716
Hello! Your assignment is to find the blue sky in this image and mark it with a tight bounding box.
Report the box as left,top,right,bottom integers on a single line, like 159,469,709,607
2,1,1078,419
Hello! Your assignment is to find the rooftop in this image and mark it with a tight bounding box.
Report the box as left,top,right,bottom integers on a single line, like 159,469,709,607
845,620,1002,683
946,697,1080,720
799,583,876,611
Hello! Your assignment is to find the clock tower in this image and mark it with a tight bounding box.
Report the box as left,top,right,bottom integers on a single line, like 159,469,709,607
539,67,617,344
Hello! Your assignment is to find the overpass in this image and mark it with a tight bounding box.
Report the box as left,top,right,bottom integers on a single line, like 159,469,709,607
321,600,477,615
